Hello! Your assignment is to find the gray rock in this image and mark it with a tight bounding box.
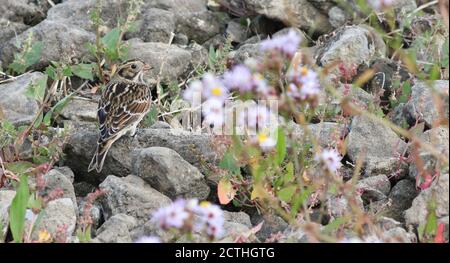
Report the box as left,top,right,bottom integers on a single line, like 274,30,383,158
77,199,102,234
99,175,172,224
46,0,128,31
384,179,419,222
287,121,346,149
376,216,403,230
405,80,449,128
64,128,217,184
315,25,386,70
146,0,219,44
228,43,262,64
0,0,49,24
149,121,172,129
409,127,449,181
0,72,45,125
176,10,228,44
383,227,417,243
0,18,29,44
224,211,252,228
221,211,253,241
125,8,176,43
226,19,250,44
405,174,449,227
251,213,288,241
31,198,77,241
241,0,332,34
0,190,16,241
132,147,210,200
328,6,348,28
42,169,78,214
1,20,95,70
357,174,391,204
60,97,98,123
327,195,364,219
347,115,407,176
389,103,417,129
92,214,137,243
127,40,192,86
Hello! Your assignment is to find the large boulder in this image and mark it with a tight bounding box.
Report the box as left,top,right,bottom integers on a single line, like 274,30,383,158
132,147,210,200
315,25,386,70
347,115,408,177
91,213,137,243
0,72,45,125
241,0,332,34
64,128,218,184
405,80,449,128
99,175,172,224
127,39,193,86
405,174,449,227
1,20,95,70
29,198,77,242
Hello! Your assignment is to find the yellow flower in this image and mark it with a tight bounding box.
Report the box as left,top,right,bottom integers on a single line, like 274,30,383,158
211,87,223,96
38,230,52,243
200,201,211,208
300,66,309,76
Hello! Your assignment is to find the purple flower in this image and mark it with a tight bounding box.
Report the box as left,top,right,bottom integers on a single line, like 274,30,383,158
223,65,254,92
315,148,342,173
260,29,302,57
202,73,229,101
202,98,225,127
135,236,161,243
151,199,190,229
368,0,395,11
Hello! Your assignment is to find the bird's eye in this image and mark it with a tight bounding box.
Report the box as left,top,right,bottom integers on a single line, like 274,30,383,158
131,64,137,70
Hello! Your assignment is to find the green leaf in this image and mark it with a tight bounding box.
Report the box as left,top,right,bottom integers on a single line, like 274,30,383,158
102,28,121,50
26,74,48,102
24,41,43,67
398,80,412,104
4,161,34,175
43,93,75,126
33,111,43,129
45,65,57,80
219,151,240,175
71,63,94,80
277,185,296,203
323,217,349,234
291,187,313,216
276,127,286,165
284,162,295,183
9,174,30,243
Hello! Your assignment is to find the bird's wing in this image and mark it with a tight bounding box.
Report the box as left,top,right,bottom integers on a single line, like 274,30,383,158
97,81,151,142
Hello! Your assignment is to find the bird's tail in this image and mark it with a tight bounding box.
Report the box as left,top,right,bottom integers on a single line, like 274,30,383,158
88,140,114,173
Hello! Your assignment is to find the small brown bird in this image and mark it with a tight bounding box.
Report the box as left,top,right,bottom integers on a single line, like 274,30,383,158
88,59,152,173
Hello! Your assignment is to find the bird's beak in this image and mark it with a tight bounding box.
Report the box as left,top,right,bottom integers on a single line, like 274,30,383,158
143,64,152,71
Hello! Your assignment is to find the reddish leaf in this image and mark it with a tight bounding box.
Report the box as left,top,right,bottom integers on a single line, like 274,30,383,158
434,223,446,243
217,178,236,205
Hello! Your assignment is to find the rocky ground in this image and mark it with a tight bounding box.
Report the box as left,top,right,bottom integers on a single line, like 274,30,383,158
0,0,449,243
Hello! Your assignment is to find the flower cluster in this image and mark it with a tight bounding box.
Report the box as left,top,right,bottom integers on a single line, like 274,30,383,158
287,66,321,106
260,29,302,58
368,0,396,11
183,73,230,127
222,65,271,96
315,148,342,173
238,104,277,151
151,199,225,240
